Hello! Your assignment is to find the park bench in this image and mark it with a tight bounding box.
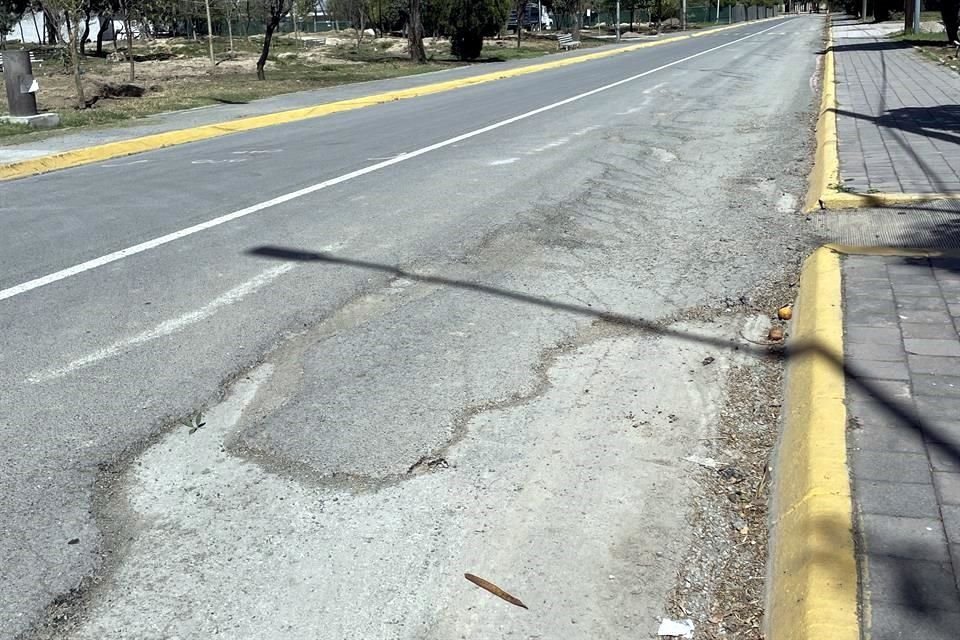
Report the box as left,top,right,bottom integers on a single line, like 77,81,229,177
558,33,580,50
0,51,41,72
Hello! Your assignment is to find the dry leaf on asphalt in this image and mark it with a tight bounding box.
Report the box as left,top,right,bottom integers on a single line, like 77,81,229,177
464,573,528,609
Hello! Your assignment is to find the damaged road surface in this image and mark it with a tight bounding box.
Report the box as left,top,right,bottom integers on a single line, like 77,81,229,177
1,17,821,640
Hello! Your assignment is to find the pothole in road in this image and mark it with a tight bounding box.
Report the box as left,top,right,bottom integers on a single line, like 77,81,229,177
40,314,781,640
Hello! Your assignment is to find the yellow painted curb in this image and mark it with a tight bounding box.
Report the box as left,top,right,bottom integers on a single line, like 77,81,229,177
766,247,859,640
807,17,960,210
0,16,788,182
824,243,960,258
819,190,960,209
805,19,838,212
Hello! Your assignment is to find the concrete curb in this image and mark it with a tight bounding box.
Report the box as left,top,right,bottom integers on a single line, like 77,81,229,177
0,16,789,182
805,18,838,212
765,247,859,640
806,17,960,210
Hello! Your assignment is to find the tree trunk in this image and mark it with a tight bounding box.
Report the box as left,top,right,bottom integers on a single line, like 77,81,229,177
68,14,85,108
80,8,90,55
257,21,277,79
904,0,915,33
408,0,426,63
43,7,59,44
874,0,890,22
516,0,523,48
125,13,134,81
943,0,959,42
96,13,110,56
572,0,581,38
31,10,41,45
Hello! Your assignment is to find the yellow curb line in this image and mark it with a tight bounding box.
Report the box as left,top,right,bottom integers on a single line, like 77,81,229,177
766,246,859,640
805,18,839,212
0,16,788,182
825,243,960,258
819,191,960,209
806,18,960,210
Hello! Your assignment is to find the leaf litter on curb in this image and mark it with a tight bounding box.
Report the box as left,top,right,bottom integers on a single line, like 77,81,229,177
464,573,528,609
181,412,206,434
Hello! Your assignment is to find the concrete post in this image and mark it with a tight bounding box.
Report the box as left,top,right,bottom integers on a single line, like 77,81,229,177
2,50,39,117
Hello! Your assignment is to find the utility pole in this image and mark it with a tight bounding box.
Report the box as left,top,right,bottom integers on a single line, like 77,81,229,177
860,0,867,21
716,0,720,23
203,0,215,66
913,0,920,33
682,0,687,30
616,0,621,41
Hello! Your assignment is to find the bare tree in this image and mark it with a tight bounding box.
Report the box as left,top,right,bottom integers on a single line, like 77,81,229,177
256,0,290,79
49,0,86,106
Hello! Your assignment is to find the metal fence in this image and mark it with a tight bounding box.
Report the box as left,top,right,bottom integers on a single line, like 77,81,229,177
577,3,783,30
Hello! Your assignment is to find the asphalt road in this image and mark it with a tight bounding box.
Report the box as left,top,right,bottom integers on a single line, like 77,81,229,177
2,17,822,639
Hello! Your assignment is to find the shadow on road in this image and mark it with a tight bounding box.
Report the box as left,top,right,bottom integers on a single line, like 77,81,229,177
246,244,960,633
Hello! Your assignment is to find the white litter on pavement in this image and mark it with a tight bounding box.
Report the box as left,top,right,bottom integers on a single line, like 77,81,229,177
658,617,695,638
683,455,720,470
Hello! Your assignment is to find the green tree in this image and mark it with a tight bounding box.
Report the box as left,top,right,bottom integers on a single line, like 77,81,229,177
448,0,508,60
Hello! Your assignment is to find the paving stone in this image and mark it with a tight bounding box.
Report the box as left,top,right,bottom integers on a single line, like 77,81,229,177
847,298,898,316
897,310,955,325
848,341,908,363
847,379,912,404
913,374,960,399
852,450,932,484
852,359,911,381
915,395,960,416
851,420,927,454
942,505,960,544
928,444,960,473
864,554,960,611
934,472,960,506
846,325,903,345
900,322,960,340
891,284,943,296
869,602,960,639
908,355,960,376
896,296,950,312
904,339,960,357
855,478,941,518
860,514,950,562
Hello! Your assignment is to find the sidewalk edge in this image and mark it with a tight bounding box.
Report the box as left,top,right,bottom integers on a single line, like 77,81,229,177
765,246,859,640
805,18,838,212
0,16,788,182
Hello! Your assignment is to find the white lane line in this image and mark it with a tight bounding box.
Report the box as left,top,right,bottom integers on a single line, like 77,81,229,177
526,137,571,154
0,21,784,304
489,158,519,165
102,159,149,168
616,96,653,115
28,263,294,383
573,125,601,136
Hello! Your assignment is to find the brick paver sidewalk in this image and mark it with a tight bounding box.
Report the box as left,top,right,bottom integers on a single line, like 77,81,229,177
832,17,960,194
843,254,960,638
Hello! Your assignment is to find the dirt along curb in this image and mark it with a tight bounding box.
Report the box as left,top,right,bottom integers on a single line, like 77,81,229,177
0,15,790,183
764,246,859,640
